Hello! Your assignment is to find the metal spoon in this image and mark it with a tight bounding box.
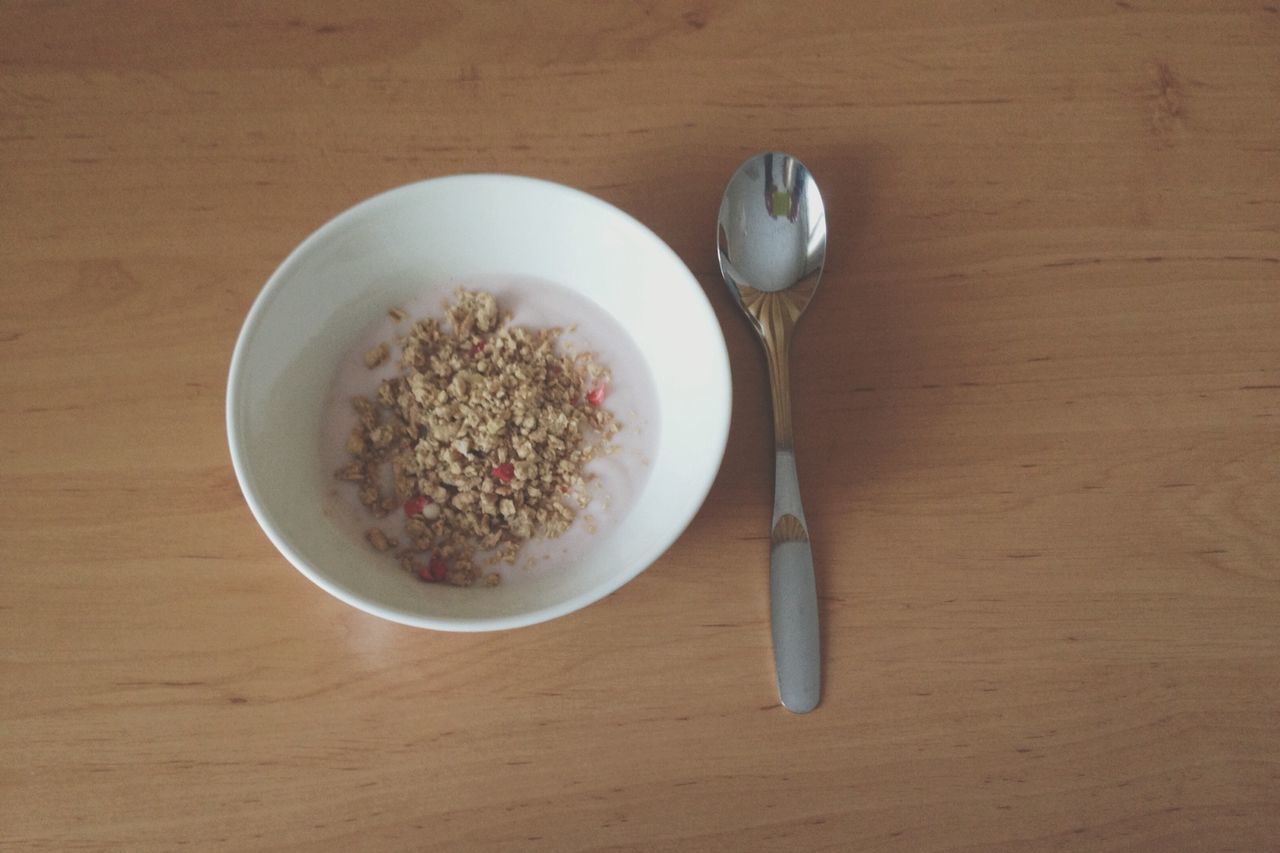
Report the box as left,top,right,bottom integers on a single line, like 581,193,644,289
717,151,826,714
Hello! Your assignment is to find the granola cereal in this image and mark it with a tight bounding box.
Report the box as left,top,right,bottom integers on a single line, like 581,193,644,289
337,289,620,587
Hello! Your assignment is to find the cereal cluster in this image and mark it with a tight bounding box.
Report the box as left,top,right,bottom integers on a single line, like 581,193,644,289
336,290,616,586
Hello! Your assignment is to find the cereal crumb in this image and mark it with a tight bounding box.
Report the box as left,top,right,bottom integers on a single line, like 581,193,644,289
364,342,390,369
365,527,394,551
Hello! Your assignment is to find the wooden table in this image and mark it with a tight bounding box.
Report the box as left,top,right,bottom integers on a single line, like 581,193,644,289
4,3,1278,850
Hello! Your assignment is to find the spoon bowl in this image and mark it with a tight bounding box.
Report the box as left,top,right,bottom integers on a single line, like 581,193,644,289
718,151,827,299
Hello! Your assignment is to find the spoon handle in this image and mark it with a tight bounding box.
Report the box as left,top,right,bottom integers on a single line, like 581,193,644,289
771,449,820,712
764,340,821,714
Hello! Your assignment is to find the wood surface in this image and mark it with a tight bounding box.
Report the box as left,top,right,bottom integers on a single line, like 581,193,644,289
3,2,1278,850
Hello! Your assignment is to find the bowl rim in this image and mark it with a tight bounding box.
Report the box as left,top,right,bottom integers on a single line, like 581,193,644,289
226,173,732,631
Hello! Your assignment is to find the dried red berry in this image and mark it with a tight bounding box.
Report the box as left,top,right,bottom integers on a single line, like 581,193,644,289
470,338,486,355
491,462,515,483
403,495,427,518
415,556,448,583
586,383,607,407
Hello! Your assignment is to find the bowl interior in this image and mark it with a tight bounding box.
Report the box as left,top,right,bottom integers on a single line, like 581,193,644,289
228,175,731,630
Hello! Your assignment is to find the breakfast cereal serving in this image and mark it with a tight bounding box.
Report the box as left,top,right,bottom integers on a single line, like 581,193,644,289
335,290,618,587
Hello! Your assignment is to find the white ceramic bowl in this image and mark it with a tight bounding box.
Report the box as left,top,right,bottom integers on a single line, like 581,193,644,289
227,175,731,631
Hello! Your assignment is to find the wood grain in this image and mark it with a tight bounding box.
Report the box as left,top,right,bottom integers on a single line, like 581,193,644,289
3,2,1278,850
